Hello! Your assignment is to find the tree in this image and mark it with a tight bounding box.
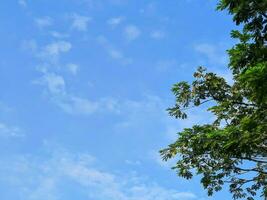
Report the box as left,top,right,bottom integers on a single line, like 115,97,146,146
160,1,267,199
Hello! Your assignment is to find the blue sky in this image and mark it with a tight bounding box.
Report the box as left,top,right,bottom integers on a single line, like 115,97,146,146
0,0,240,199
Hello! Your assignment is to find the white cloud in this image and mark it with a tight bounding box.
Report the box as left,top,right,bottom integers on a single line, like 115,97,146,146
113,95,167,131
35,71,121,115
150,30,165,40
71,14,92,31
125,160,141,166
58,97,122,115
107,17,124,27
35,17,53,29
109,49,132,64
0,123,23,137
42,41,72,57
58,96,100,115
124,25,141,41
39,73,66,95
0,147,197,200
66,63,79,75
99,97,120,113
50,31,69,39
30,39,123,115
81,0,127,7
37,41,72,64
109,49,124,60
97,36,132,65
22,40,72,62
139,2,157,16
194,43,228,66
27,178,59,200
18,0,27,7
24,40,75,72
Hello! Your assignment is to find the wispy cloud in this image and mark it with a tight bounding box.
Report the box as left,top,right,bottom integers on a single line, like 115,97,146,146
50,31,69,39
18,0,27,7
35,71,121,115
139,2,157,16
71,14,92,31
66,63,79,75
109,49,126,60
0,147,197,200
0,123,23,137
124,25,141,41
23,40,76,72
37,73,66,95
36,41,72,64
113,95,167,131
107,17,124,28
23,39,120,115
150,30,166,40
35,17,53,29
41,41,72,58
194,43,228,66
97,36,132,65
125,159,141,166
58,96,100,115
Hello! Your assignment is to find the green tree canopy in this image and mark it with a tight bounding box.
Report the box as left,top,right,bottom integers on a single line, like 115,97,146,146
160,0,267,199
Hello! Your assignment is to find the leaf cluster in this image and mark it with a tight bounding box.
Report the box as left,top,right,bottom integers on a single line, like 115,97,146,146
161,1,267,199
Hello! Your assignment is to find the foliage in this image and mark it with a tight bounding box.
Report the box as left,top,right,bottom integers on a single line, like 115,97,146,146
160,0,267,199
